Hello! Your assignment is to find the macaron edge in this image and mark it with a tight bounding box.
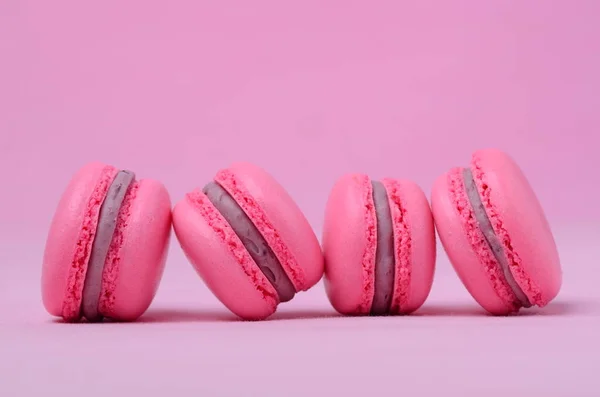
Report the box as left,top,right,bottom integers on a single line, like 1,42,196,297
62,164,118,321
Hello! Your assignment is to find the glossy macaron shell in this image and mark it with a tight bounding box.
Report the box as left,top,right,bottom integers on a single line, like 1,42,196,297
431,149,561,314
322,173,435,315
41,162,172,322
173,162,324,320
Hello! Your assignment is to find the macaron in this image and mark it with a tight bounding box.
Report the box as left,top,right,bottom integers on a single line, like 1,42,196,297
172,162,324,320
431,149,562,315
322,174,436,315
42,162,172,322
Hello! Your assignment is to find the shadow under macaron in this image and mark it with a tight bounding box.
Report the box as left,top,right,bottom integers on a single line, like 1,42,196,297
414,299,593,317
47,298,592,324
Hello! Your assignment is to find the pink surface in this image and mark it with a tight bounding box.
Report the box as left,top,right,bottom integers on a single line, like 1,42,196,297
323,174,434,315
2,0,599,394
1,225,598,396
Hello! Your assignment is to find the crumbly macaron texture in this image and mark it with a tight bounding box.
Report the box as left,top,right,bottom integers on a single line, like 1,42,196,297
381,178,412,313
62,165,118,321
97,181,139,315
103,178,172,321
447,167,519,312
471,155,544,306
215,169,305,291
186,189,279,307
357,174,377,313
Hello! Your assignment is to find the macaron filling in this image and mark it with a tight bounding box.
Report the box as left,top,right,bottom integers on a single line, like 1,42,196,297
370,180,396,315
81,170,135,321
203,181,296,303
462,168,531,308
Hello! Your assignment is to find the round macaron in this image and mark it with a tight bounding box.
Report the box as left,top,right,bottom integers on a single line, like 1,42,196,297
172,162,324,320
431,149,562,315
322,174,436,316
42,162,172,322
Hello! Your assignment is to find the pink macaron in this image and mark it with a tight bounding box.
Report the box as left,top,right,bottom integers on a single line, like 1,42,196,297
172,162,324,320
431,149,562,315
42,162,172,322
322,174,436,316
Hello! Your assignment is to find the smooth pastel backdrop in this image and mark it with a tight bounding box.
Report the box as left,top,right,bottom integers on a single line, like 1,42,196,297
1,1,599,395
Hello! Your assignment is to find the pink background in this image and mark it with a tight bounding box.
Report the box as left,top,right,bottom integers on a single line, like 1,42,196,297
1,1,599,395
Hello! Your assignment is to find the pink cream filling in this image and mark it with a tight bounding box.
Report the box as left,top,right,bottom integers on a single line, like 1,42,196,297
381,179,412,313
186,189,278,307
470,156,543,306
215,169,306,291
62,166,118,321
